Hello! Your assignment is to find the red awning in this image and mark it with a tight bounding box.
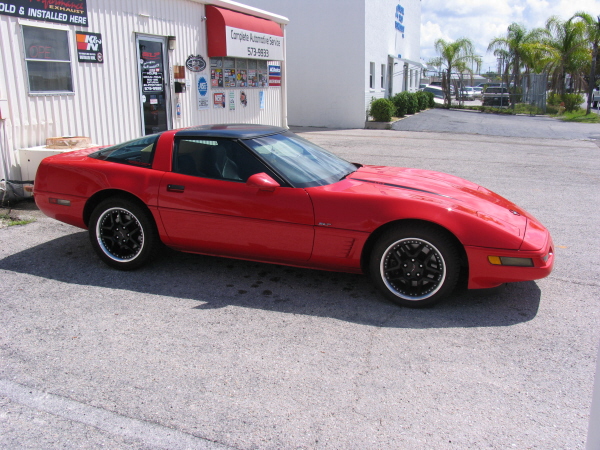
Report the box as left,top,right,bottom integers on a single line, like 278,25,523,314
206,5,283,57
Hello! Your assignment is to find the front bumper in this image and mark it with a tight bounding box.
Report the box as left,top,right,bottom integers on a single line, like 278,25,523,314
465,234,554,290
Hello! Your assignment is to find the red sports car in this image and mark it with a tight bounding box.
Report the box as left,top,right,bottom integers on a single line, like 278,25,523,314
34,124,554,307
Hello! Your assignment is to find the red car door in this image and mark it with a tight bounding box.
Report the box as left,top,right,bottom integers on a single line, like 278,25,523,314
157,146,315,263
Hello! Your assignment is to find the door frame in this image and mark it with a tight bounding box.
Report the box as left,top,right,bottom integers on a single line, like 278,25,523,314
135,34,171,135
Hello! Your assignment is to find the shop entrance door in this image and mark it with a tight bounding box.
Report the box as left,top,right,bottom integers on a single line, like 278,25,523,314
136,35,170,135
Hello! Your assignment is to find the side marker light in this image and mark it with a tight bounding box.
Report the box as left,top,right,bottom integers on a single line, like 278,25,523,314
488,256,534,267
49,198,71,206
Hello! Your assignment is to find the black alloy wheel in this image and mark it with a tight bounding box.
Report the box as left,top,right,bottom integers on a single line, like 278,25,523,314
370,224,460,307
89,198,158,270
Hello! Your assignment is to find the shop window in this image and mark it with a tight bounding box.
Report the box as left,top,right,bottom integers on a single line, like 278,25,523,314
210,57,268,88
236,59,247,87
22,25,73,93
257,60,268,87
369,62,375,89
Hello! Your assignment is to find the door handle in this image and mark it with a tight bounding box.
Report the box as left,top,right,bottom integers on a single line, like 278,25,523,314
167,184,185,192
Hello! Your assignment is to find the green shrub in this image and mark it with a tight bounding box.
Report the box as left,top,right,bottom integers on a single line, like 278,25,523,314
425,91,435,108
406,93,419,115
415,91,429,111
547,92,561,106
561,93,584,112
369,98,395,122
391,92,408,117
547,92,585,112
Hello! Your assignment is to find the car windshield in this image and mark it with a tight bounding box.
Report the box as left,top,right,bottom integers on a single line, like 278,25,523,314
243,131,357,188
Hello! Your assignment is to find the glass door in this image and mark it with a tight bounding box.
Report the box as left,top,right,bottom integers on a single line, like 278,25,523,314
136,35,170,135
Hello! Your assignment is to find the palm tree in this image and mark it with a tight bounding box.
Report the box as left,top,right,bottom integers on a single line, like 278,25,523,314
542,16,588,96
570,12,600,114
488,23,545,90
427,38,481,107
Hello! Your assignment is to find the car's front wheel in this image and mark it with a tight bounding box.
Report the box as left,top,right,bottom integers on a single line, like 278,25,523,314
89,197,158,270
370,224,460,307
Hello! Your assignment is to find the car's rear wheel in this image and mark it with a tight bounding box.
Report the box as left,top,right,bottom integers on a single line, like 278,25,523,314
370,224,460,307
89,198,157,270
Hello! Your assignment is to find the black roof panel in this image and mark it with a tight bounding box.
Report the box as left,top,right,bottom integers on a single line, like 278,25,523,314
175,124,287,139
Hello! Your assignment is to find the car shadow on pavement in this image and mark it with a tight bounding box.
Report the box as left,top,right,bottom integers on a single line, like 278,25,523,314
0,231,541,329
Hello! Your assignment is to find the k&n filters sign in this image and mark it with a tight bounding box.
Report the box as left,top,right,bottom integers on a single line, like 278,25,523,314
76,32,103,63
0,0,88,26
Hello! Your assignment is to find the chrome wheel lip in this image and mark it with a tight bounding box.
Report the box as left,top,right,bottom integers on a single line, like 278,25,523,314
96,207,145,263
380,237,446,301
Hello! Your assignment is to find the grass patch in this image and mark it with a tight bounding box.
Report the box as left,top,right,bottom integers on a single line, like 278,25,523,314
0,213,36,227
556,110,600,123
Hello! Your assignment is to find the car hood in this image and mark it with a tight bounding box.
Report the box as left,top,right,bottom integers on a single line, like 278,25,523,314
347,165,529,232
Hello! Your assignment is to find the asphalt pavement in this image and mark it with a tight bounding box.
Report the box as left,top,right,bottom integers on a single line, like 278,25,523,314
392,107,600,140
1,111,599,449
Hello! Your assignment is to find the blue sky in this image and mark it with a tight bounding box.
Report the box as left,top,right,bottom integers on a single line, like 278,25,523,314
420,0,600,73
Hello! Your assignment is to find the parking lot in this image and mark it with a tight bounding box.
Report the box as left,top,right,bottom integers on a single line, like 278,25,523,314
1,111,599,449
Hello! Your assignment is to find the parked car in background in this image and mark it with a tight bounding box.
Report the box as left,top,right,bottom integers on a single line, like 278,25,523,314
421,85,444,99
429,81,455,94
458,87,476,101
472,86,483,98
482,87,511,106
33,124,553,308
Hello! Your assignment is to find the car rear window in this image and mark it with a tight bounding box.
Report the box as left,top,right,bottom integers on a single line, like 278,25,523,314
89,134,160,167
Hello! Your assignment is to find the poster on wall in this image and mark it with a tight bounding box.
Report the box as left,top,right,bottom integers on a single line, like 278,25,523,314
224,69,236,87
236,70,247,87
0,0,88,26
197,74,209,110
211,68,223,87
142,69,163,94
268,65,281,86
76,32,103,63
229,91,235,111
213,92,225,108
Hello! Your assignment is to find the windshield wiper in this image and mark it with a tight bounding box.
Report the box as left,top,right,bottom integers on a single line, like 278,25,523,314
339,170,356,181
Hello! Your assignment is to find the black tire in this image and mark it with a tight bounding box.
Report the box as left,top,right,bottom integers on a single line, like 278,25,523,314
89,197,158,270
369,224,460,307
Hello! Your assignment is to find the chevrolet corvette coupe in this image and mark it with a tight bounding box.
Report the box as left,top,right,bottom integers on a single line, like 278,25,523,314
34,124,554,307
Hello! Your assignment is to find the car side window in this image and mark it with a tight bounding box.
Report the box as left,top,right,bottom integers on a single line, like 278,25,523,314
89,134,159,167
173,138,274,182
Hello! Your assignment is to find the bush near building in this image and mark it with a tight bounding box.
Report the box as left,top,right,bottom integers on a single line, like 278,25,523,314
369,98,396,122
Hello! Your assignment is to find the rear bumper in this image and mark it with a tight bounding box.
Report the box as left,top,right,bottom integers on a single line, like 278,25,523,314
34,190,87,229
465,234,554,289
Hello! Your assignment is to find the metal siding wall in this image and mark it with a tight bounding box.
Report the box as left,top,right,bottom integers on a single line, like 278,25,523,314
0,0,283,181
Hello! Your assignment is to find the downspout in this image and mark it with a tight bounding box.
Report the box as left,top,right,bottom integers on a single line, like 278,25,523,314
280,23,288,128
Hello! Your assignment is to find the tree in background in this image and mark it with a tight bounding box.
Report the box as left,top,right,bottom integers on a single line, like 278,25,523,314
428,38,481,107
488,23,546,89
542,16,588,96
570,12,600,114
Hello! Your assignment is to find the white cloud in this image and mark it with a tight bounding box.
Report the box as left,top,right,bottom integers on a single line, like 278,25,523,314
421,0,600,72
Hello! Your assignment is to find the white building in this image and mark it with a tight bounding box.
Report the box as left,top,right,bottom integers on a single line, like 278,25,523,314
242,0,422,128
0,0,288,196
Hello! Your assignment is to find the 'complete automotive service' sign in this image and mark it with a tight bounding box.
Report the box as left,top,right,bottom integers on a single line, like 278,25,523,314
226,26,283,61
0,0,88,26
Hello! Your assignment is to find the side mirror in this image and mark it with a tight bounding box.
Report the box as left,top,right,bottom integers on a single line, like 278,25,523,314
246,172,280,192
